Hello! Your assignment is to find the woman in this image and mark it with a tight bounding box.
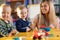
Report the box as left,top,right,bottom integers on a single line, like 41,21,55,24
32,0,59,31
0,4,16,37
16,5,31,32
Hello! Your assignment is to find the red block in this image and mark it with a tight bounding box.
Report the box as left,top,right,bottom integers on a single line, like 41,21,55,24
40,25,46,28
33,30,38,38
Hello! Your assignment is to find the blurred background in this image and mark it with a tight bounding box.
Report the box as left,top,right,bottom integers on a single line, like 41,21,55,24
0,0,60,19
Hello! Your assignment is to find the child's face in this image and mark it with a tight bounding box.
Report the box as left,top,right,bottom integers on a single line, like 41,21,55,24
1,7,11,20
20,8,28,19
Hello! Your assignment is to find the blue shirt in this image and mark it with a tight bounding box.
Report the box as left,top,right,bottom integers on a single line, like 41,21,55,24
16,18,30,32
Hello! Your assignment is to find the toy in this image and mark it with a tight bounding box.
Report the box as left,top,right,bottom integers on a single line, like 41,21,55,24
33,27,49,40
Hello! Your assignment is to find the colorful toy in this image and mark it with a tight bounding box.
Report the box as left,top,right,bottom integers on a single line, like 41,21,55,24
33,27,38,39
40,25,50,32
33,27,49,40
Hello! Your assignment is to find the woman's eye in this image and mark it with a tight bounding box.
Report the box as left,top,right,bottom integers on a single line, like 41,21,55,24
44,5,47,7
2,12,5,13
41,6,43,7
25,12,26,14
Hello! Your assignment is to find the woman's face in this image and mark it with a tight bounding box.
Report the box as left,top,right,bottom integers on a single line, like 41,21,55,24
20,8,28,19
41,1,49,14
2,7,11,20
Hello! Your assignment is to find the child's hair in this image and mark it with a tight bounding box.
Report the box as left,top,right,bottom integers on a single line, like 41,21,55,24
42,0,52,2
0,4,11,12
17,5,27,10
16,5,27,12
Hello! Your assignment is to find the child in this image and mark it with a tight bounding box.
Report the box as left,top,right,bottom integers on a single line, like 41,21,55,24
16,5,31,32
0,4,16,37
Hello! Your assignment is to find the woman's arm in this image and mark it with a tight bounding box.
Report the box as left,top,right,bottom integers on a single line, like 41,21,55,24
49,17,59,29
30,15,39,29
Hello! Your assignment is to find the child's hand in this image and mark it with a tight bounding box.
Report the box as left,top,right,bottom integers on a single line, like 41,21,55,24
8,29,17,37
26,27,31,32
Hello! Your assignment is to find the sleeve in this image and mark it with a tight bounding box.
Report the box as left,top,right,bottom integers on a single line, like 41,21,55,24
11,23,16,30
55,17,60,29
0,24,8,37
16,21,26,32
49,17,59,28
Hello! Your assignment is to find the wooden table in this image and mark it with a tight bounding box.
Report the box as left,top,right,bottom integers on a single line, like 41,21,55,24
48,28,60,40
0,28,60,40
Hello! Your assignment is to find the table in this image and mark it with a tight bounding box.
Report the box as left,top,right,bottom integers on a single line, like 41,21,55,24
0,28,60,40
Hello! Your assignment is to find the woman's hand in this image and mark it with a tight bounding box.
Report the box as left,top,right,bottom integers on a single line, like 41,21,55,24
49,24,55,29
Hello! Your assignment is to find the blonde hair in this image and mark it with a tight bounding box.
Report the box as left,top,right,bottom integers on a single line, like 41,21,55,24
0,4,11,18
38,0,57,28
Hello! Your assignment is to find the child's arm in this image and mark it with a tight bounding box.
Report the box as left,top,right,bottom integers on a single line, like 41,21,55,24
0,24,8,37
16,21,26,32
